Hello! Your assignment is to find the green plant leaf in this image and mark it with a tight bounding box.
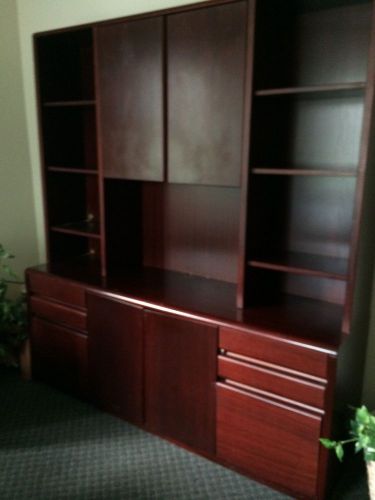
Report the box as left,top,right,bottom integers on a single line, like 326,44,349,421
320,438,337,449
356,406,370,425
335,443,344,462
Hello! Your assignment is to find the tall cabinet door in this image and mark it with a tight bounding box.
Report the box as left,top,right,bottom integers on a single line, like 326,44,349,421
96,17,164,181
167,2,247,186
87,292,144,424
144,311,217,454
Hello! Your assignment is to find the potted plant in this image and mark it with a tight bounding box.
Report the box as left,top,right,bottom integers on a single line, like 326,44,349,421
320,405,375,499
0,244,27,371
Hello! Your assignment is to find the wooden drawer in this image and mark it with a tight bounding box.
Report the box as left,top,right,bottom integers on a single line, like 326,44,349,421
218,355,326,409
27,271,86,309
217,383,321,499
30,295,87,333
220,326,328,379
31,317,88,396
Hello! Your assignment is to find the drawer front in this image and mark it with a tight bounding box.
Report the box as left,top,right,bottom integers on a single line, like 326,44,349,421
220,326,328,378
30,295,87,333
217,383,321,499
27,271,86,309
218,355,326,409
31,317,88,396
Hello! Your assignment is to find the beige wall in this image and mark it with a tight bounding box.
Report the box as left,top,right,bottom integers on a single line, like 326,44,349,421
9,0,375,405
0,0,39,282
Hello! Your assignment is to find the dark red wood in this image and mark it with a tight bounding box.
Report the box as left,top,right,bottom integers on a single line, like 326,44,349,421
27,269,86,308
217,383,322,499
142,183,241,283
87,293,144,425
47,167,98,174
31,317,88,396
43,100,96,106
96,17,163,181
167,1,246,186
251,168,357,177
144,310,217,454
30,295,87,332
343,2,375,334
92,26,107,277
248,251,348,281
219,325,329,378
218,355,326,409
255,82,366,96
237,0,256,308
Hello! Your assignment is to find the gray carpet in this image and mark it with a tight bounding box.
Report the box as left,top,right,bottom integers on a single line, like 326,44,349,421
0,368,369,499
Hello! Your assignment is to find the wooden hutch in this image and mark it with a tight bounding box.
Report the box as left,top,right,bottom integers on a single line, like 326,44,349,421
26,0,375,498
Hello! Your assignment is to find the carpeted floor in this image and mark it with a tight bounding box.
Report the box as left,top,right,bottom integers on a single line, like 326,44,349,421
0,368,369,499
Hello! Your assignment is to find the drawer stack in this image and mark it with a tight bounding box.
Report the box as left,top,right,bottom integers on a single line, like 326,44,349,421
216,326,332,499
26,270,88,397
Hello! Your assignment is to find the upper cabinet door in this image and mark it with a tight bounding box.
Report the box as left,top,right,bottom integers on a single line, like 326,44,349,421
96,18,164,181
167,2,247,186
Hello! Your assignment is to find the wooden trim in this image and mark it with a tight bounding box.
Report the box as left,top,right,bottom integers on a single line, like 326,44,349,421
33,36,51,264
236,0,256,308
343,2,375,334
92,26,107,276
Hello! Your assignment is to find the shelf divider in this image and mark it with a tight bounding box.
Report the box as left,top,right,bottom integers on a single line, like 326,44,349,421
255,82,366,97
43,100,96,107
248,251,349,281
47,166,98,175
251,168,357,177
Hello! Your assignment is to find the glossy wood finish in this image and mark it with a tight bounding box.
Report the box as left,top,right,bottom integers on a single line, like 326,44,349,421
31,317,88,396
167,1,246,186
87,293,144,424
27,270,86,308
142,183,241,283
218,355,326,408
28,263,343,352
144,311,217,453
217,383,322,499
220,326,329,378
96,17,163,181
30,1,375,498
30,295,87,332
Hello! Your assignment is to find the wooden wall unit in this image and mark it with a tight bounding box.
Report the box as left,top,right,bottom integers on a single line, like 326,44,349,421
28,1,375,498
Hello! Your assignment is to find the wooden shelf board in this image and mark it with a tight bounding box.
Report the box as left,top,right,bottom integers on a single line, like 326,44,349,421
47,166,98,175
251,168,357,177
248,252,348,281
43,100,96,107
255,82,366,97
50,220,101,239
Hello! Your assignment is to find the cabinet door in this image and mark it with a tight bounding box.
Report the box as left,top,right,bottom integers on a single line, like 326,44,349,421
217,383,322,499
167,2,247,186
87,293,143,424
145,311,217,454
96,17,163,181
31,317,88,396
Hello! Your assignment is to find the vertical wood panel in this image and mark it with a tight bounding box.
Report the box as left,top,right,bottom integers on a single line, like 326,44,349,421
142,183,240,282
87,293,144,425
167,1,247,186
145,311,217,454
96,18,163,181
